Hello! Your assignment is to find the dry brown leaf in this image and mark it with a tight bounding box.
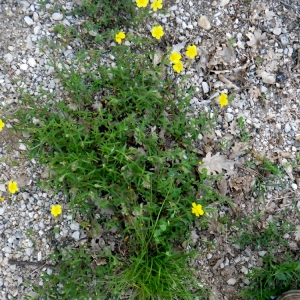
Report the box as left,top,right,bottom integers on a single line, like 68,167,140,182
229,142,249,159
198,152,235,175
246,29,266,48
218,178,228,196
16,174,31,187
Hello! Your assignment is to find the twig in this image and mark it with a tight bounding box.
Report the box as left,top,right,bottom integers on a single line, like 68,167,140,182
8,259,56,268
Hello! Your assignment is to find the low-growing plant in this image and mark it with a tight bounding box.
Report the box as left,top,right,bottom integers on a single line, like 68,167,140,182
241,253,300,300
237,116,251,142
232,217,295,251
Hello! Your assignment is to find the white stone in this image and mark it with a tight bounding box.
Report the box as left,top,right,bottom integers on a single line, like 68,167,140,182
291,183,298,191
34,26,41,35
227,278,237,285
25,247,34,256
52,12,64,21
284,123,291,133
72,231,80,240
4,53,13,64
0,207,5,215
273,27,282,35
28,58,37,68
202,82,209,93
258,250,267,257
220,0,230,6
70,222,80,231
33,12,39,22
198,15,211,30
224,113,234,122
20,64,29,71
24,16,34,26
2,246,11,253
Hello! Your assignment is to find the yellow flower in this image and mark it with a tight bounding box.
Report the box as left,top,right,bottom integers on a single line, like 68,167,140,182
186,45,197,59
191,202,204,217
169,52,181,64
151,0,163,11
51,205,62,217
151,25,164,40
136,0,149,8
115,31,126,44
218,93,228,107
173,61,183,73
8,181,18,194
0,119,5,131
0,197,4,202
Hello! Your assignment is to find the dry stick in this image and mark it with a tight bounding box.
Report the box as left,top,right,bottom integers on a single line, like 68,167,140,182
8,259,56,268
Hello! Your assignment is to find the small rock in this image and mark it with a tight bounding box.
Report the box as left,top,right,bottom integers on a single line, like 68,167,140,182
0,207,5,215
258,250,267,257
207,253,213,259
285,123,291,133
291,183,298,191
224,113,234,122
28,58,37,68
273,27,281,35
34,26,41,35
227,278,237,285
220,0,230,6
4,53,13,64
33,12,39,22
20,1,30,9
198,15,211,30
26,34,33,49
276,71,286,82
70,222,80,231
3,246,11,253
202,82,209,93
72,231,80,240
241,266,248,275
24,16,34,26
280,34,289,47
20,64,29,71
52,12,64,21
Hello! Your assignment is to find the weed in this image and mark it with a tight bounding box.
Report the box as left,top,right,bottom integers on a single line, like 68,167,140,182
232,217,295,251
228,38,235,47
241,253,300,300
237,116,251,142
9,0,226,298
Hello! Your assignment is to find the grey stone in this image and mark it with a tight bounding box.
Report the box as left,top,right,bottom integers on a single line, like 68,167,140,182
52,12,64,21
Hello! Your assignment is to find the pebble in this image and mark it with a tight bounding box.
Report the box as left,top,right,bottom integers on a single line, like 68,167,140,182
202,82,209,93
198,15,211,30
72,231,80,240
4,53,13,64
227,278,237,285
258,251,267,257
20,64,29,71
28,58,37,68
70,222,80,231
34,26,41,35
273,27,281,35
24,16,34,26
224,113,234,122
280,34,289,47
291,183,298,191
284,123,291,133
52,12,64,21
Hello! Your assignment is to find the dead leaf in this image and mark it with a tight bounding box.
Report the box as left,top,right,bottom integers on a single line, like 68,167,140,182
246,30,266,48
153,48,164,67
229,142,249,159
265,8,276,20
256,70,276,84
16,174,31,187
198,152,235,175
218,178,228,196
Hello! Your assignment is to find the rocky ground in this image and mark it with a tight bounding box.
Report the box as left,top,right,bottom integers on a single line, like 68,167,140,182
0,0,299,299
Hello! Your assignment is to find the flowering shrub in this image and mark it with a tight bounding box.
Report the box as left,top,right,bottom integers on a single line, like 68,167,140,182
115,31,126,43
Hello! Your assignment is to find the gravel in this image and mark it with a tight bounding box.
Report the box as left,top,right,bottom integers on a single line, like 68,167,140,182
0,0,299,299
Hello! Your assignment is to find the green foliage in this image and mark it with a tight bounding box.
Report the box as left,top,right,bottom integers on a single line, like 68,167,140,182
9,0,228,298
233,218,295,251
237,116,251,142
241,254,300,300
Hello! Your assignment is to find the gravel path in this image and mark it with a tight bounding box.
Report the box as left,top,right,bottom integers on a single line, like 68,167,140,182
0,0,299,299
